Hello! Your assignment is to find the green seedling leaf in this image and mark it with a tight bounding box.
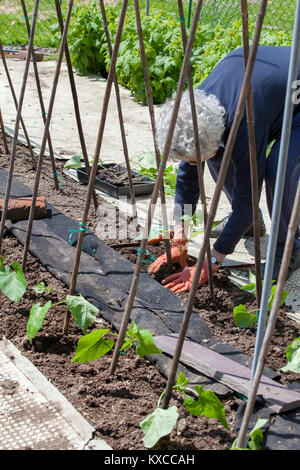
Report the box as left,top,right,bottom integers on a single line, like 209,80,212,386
72,329,114,363
32,282,51,294
173,371,189,394
267,285,289,311
135,329,162,357
140,406,179,448
230,418,268,450
64,153,83,169
234,304,257,328
0,261,26,303
184,385,229,429
281,337,300,373
137,150,157,169
0,256,4,269
249,270,256,285
66,294,98,333
126,322,162,357
240,282,256,294
27,300,52,343
248,418,268,450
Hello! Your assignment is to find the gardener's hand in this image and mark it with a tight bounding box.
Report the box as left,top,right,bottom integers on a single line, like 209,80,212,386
162,259,219,293
148,230,174,246
147,238,188,274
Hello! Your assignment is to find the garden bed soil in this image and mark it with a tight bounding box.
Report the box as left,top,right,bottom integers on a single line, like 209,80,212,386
0,133,300,450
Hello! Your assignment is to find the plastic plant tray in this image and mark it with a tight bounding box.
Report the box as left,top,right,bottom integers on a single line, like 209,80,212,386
76,163,155,198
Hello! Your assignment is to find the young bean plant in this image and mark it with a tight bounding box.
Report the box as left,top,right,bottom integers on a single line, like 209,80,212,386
233,270,289,328
28,282,99,343
280,336,300,374
140,371,228,448
72,327,229,448
0,254,100,342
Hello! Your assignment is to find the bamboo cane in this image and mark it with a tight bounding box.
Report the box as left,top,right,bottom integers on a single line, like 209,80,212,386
177,0,215,299
236,179,300,449
20,0,59,190
21,0,74,272
0,38,37,168
161,0,268,409
63,0,129,335
54,0,98,211
0,107,9,154
250,0,300,383
109,0,205,376
98,0,137,225
240,0,262,306
0,0,40,252
133,0,172,266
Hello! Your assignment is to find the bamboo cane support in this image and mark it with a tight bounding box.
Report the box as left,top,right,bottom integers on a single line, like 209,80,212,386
0,38,37,168
109,0,204,376
0,107,9,154
133,0,172,266
161,0,268,409
54,0,98,211
240,0,262,305
20,0,59,190
0,0,40,252
98,0,137,224
21,0,74,271
236,179,300,449
177,0,215,299
63,0,129,335
250,0,300,383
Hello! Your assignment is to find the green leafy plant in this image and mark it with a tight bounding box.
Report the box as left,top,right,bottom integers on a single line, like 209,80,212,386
140,371,228,448
233,270,289,329
72,320,162,363
64,153,99,169
0,255,26,303
231,418,269,450
281,337,300,374
66,1,292,105
131,150,178,197
27,282,99,343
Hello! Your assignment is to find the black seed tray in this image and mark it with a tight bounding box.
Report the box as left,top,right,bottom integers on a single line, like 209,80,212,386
76,163,155,198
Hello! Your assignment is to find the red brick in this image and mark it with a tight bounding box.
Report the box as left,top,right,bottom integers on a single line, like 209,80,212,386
0,196,47,222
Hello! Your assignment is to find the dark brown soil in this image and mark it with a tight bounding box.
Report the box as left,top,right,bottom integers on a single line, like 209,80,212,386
97,164,149,187
113,243,300,381
0,133,299,451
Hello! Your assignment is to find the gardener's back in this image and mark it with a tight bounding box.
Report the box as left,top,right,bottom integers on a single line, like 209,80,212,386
199,45,300,148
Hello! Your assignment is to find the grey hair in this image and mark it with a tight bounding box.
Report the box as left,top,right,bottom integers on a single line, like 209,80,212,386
156,89,226,161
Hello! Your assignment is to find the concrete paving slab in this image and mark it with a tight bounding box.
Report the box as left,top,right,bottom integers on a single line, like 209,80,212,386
0,337,112,450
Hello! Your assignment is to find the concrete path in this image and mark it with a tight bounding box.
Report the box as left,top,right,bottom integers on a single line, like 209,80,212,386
0,338,111,450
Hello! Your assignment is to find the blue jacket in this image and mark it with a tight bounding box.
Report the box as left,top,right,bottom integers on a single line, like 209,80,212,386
174,46,300,254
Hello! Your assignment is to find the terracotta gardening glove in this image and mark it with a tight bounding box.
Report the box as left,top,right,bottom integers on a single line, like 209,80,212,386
162,259,219,293
147,238,188,274
148,230,174,246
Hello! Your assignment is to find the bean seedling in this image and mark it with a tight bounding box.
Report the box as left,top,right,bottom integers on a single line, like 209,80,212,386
280,336,300,374
231,418,269,450
72,320,162,363
140,370,228,448
28,282,99,343
233,270,289,328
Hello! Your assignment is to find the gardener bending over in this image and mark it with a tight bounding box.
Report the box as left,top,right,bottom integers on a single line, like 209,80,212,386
148,45,300,292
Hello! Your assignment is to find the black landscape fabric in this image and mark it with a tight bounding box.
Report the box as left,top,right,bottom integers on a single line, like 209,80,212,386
1,167,300,449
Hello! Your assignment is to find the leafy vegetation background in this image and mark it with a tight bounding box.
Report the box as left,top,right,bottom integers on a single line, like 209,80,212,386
66,1,292,104
0,0,293,104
